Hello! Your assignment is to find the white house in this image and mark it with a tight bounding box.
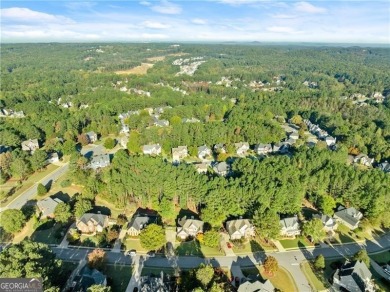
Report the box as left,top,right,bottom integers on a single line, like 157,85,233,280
198,145,212,160
280,215,300,237
235,142,250,156
142,144,162,155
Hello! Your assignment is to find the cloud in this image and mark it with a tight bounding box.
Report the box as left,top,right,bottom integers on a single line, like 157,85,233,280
150,1,182,14
191,18,208,25
294,2,327,14
0,7,74,24
266,26,300,34
218,0,262,5
141,33,169,39
142,20,171,29
139,1,151,6
272,14,297,19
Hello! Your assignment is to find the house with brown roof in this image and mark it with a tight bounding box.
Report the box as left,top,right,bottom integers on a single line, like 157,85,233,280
76,213,109,234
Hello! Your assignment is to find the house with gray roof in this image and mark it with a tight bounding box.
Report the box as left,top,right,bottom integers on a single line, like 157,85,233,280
325,136,336,146
313,214,338,233
172,146,188,162
213,143,226,154
198,145,212,160
142,144,161,155
280,215,300,237
85,131,97,143
378,161,390,173
46,152,59,164
289,132,299,140
254,143,272,155
334,206,363,230
21,139,40,152
238,279,275,292
154,119,170,127
354,154,374,167
212,161,230,176
37,197,63,219
72,265,107,292
177,216,204,240
194,163,208,174
76,213,109,234
332,260,374,292
226,219,255,240
87,154,110,170
127,215,158,236
235,142,250,156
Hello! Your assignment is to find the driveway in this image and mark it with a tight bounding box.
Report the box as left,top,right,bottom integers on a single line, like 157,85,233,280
165,229,177,248
220,233,236,256
112,228,127,253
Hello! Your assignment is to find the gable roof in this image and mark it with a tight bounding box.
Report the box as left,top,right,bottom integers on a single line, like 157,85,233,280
379,161,390,173
78,213,108,227
280,216,299,229
178,216,204,230
334,206,362,227
226,219,252,236
73,265,106,292
128,215,157,231
89,154,110,169
238,279,275,292
335,260,372,292
313,214,334,226
37,197,63,217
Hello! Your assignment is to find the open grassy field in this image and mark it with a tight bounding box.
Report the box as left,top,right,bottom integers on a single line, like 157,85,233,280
115,63,154,75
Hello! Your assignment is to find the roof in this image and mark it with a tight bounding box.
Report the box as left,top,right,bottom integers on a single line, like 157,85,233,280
178,216,204,229
334,207,362,227
213,162,229,174
89,154,110,169
238,279,275,292
226,219,252,236
280,216,299,229
21,139,39,150
379,161,390,173
198,145,210,154
78,213,108,226
313,214,334,226
73,265,106,292
86,131,96,137
172,146,188,154
143,144,161,152
37,197,63,217
235,142,249,149
335,260,372,292
128,215,157,231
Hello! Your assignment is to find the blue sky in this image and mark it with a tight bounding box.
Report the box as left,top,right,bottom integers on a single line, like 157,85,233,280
1,1,389,43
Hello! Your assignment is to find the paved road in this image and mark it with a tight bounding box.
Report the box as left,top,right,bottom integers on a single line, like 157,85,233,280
52,233,390,292
0,163,69,211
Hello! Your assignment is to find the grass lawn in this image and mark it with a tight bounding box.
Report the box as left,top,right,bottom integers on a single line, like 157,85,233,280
124,238,147,252
141,267,175,276
242,265,298,292
175,240,223,257
13,217,35,243
233,239,266,254
279,236,314,249
370,250,390,265
104,264,132,292
301,261,328,291
31,221,68,244
1,164,60,207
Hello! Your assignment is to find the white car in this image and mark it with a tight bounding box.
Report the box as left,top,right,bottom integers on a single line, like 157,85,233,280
125,250,136,256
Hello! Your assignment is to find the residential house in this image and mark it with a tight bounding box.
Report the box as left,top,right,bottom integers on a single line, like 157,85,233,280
85,131,98,143
119,136,129,148
182,117,200,123
142,144,162,155
254,144,272,155
354,154,374,167
235,142,250,156
213,143,226,154
172,146,188,162
212,161,230,176
72,265,107,292
37,197,63,219
378,161,390,173
177,216,204,240
272,142,283,153
334,206,363,230
154,119,170,127
313,214,338,233
325,136,337,146
198,145,212,160
144,108,153,115
332,260,374,292
226,219,255,240
238,279,275,292
120,124,130,134
87,154,110,170
194,163,208,174
46,152,59,164
140,271,175,292
280,215,300,237
127,215,158,237
76,213,109,234
289,132,299,140
21,139,40,152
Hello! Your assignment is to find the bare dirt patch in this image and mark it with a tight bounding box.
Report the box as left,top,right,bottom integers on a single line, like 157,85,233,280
115,63,154,75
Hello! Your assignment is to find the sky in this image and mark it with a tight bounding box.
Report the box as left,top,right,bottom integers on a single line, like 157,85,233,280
1,0,389,44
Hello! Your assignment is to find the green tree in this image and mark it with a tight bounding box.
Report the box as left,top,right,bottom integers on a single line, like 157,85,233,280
170,115,182,126
196,264,214,289
106,226,120,243
314,254,325,270
37,183,48,196
54,202,72,224
253,209,280,240
10,157,30,180
302,218,326,243
203,231,220,248
0,209,25,233
353,249,370,267
74,198,92,218
67,228,80,243
87,285,111,292
103,138,116,149
0,240,62,290
139,224,166,251
127,130,141,154
263,256,278,275
30,150,47,171
317,195,336,215
62,140,76,155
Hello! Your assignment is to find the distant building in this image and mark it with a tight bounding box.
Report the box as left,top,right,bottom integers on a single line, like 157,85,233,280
226,219,255,240
213,143,226,154
280,215,300,237
212,161,230,176
238,279,275,292
87,154,110,170
140,271,174,292
313,214,338,232
325,136,337,146
235,142,250,156
154,120,170,127
177,216,204,240
334,206,363,230
142,144,162,155
172,146,188,162
254,143,272,155
85,131,98,143
21,139,39,152
332,260,374,292
37,197,63,219
182,117,200,123
354,154,374,167
119,136,129,148
194,163,208,174
378,161,390,173
198,145,212,160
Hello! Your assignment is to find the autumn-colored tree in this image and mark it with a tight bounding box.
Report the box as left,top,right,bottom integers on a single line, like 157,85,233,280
77,134,89,146
263,256,278,276
87,248,106,270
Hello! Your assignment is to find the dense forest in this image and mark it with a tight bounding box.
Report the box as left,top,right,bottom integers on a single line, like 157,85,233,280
1,43,390,229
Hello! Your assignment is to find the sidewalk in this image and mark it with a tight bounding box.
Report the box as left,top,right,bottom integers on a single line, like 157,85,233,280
271,239,286,252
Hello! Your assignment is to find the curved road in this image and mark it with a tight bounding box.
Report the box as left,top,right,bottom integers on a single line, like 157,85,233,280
52,233,390,292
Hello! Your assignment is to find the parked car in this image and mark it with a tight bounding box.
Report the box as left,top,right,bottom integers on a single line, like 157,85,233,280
125,250,136,256
227,242,232,249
